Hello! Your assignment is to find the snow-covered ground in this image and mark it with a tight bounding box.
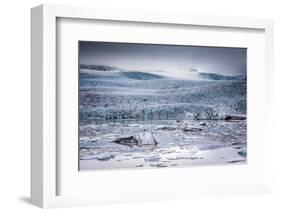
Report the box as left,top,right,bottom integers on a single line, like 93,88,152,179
79,67,247,170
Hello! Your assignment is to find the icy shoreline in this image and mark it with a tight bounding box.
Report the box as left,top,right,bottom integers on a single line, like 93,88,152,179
80,119,246,170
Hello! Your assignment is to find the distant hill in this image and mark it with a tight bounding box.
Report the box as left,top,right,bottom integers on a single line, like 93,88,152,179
198,72,246,81
120,71,164,80
80,64,120,71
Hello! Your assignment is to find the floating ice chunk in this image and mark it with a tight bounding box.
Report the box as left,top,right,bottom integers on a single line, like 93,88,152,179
95,152,114,161
182,127,202,132
80,155,97,160
194,108,220,120
81,153,114,161
238,148,247,157
167,156,198,161
160,159,171,163
157,126,177,131
132,156,144,159
225,114,246,121
227,157,246,163
112,132,157,147
112,136,138,147
144,154,161,162
149,163,168,167
196,144,223,150
199,122,207,126
134,132,158,146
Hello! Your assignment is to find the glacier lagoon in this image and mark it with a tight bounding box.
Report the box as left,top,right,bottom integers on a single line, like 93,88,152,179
79,68,247,170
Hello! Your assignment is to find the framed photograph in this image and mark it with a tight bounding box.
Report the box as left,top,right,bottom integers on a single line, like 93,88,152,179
31,4,274,208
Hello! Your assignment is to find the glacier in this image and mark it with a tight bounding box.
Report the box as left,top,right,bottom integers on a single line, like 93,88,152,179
79,65,247,170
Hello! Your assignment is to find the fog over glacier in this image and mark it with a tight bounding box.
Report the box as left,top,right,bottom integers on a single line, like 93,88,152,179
79,41,246,76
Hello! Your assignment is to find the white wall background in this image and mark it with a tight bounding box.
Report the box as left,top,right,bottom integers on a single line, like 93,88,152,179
0,0,280,212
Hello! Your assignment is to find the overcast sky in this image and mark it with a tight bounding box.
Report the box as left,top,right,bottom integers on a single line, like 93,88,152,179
79,41,246,75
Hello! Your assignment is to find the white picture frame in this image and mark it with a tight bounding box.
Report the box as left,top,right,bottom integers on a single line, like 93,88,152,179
31,4,274,208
